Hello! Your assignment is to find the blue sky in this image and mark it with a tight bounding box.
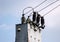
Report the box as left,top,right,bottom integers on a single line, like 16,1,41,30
0,0,60,42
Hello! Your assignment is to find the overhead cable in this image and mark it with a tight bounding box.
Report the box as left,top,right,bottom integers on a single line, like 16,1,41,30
43,4,60,16
24,0,47,14
29,0,59,17
22,7,34,15
38,0,59,12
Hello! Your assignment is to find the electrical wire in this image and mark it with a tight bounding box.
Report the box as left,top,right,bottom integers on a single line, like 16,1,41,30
38,0,59,12
24,0,47,14
29,0,59,17
43,4,60,16
22,7,34,14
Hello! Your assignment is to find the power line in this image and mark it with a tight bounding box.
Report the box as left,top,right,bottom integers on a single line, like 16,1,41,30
29,0,59,16
29,0,59,17
33,0,47,10
38,0,59,12
43,4,60,16
24,0,47,14
22,7,34,14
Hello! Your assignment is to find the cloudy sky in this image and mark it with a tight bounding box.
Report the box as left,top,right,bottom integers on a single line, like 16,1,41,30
0,0,60,42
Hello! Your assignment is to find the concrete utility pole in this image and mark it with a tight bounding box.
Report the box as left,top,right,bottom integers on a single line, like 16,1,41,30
15,23,42,42
15,0,60,42
15,11,44,42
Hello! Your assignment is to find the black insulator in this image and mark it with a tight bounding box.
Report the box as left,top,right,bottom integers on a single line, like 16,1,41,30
41,16,45,26
37,14,40,23
33,12,37,22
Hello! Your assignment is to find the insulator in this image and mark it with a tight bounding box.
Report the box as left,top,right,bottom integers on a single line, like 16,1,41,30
21,14,26,24
33,12,37,22
41,16,45,26
26,16,31,23
37,14,41,23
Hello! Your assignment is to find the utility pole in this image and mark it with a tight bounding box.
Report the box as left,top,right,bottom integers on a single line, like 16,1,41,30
15,10,45,42
15,0,60,42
